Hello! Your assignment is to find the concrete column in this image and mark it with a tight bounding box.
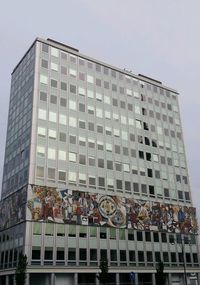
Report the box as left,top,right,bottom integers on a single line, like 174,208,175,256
51,273,55,285
74,273,78,285
96,276,100,285
167,273,172,285
5,275,9,285
152,273,156,285
135,273,138,285
13,274,16,285
25,273,30,285
116,273,120,285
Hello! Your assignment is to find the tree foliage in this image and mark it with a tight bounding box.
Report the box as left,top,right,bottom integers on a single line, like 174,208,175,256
15,253,28,285
96,257,109,285
155,260,166,285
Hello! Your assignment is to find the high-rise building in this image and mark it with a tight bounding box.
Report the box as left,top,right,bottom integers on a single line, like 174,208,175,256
0,38,199,285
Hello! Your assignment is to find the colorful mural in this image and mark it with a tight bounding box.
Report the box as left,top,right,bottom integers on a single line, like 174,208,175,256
27,185,198,234
0,187,27,230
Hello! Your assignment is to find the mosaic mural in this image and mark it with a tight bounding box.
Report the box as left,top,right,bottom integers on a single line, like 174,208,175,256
27,185,198,234
0,187,27,230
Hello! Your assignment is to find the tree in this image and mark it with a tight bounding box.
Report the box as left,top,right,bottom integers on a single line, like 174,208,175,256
155,260,166,285
15,253,28,285
96,257,109,285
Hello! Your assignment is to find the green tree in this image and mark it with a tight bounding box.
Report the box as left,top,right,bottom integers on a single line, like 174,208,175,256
155,260,166,285
96,257,109,285
15,253,28,285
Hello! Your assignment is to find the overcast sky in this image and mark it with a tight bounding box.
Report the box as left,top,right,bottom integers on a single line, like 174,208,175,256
0,0,199,218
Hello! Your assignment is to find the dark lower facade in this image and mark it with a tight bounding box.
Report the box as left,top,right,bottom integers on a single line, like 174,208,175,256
0,268,200,285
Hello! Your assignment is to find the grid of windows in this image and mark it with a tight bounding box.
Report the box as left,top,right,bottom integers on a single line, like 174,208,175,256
34,42,190,203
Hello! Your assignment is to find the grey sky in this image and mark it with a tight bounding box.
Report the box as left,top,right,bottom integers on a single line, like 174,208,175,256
0,0,200,218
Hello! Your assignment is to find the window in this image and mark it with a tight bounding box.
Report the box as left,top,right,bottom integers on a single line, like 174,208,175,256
133,183,139,192
146,152,151,161
48,168,55,179
89,176,95,185
115,162,122,171
100,228,107,239
59,132,66,142
125,181,131,191
49,129,56,139
56,249,64,261
139,151,144,159
149,185,155,196
36,166,44,177
145,232,151,242
147,169,153,177
38,109,47,120
61,66,67,75
138,251,144,262
79,155,86,165
58,171,66,181
153,232,159,242
164,188,169,198
79,137,86,146
58,150,66,161
115,145,120,154
68,248,76,261
40,91,47,101
69,152,76,162
51,47,59,57
68,172,76,183
90,249,97,261
178,191,183,200
110,250,117,262
161,233,167,243
79,120,86,129
87,75,94,83
32,248,41,260
79,87,86,96
155,252,161,262
37,146,45,157
33,223,42,235
120,250,127,262
185,192,190,201
70,84,76,94
141,184,147,194
61,82,67,91
117,180,122,189
49,111,57,123
40,74,48,84
163,252,169,262
107,160,113,170
60,97,67,107
48,148,56,160
38,126,46,137
51,79,57,88
42,43,48,53
98,158,104,168
69,117,77,127
137,231,143,241
51,62,58,71
69,135,76,144
87,89,94,98
99,177,105,187
69,68,76,77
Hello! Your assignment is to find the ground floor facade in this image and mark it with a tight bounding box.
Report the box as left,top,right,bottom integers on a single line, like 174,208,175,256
0,268,200,285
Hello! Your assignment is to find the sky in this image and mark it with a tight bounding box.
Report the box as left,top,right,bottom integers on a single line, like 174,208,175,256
0,0,199,218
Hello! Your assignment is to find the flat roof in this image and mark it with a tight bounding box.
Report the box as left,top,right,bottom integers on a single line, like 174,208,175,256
12,37,179,94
